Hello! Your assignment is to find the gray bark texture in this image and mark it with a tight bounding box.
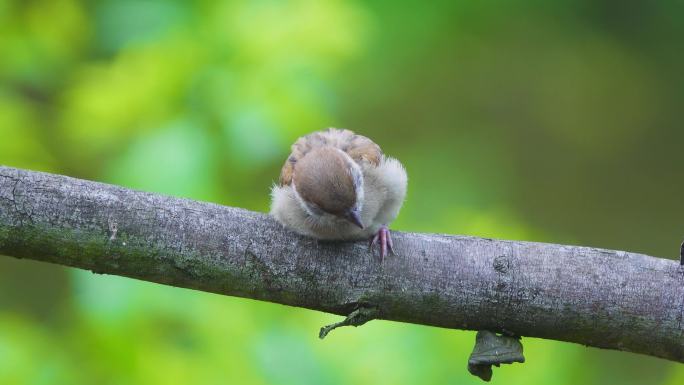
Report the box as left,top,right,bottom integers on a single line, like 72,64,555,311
1,166,683,362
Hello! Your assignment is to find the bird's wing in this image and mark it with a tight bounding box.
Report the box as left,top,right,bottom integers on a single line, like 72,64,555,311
278,128,382,186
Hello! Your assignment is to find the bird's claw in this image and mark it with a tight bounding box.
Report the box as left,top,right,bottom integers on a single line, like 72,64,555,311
369,225,394,261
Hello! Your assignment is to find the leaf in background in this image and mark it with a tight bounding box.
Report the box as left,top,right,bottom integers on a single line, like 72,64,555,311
104,119,219,201
93,0,190,54
0,92,56,171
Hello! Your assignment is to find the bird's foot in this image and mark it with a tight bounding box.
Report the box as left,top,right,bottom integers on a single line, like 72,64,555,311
369,225,394,261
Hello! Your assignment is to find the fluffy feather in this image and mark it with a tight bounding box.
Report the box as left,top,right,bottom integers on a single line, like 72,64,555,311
270,128,407,241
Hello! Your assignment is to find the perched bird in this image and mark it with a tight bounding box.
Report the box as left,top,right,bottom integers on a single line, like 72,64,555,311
270,128,407,259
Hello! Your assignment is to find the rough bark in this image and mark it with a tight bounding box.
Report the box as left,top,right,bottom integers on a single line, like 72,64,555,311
0,166,682,362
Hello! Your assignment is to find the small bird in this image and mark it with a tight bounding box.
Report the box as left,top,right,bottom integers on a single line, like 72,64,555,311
270,128,407,260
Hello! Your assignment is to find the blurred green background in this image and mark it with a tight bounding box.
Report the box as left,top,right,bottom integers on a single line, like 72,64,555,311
1,0,683,384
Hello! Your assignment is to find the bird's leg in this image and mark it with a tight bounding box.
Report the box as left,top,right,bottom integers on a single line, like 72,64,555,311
369,225,394,261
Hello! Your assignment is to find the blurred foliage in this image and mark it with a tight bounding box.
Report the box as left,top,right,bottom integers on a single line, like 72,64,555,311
1,0,684,384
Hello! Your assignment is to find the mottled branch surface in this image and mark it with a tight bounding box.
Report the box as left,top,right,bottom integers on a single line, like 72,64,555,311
1,166,683,362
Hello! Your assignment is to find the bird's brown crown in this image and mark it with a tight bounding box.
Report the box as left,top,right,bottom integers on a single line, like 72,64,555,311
293,147,357,216
278,128,381,187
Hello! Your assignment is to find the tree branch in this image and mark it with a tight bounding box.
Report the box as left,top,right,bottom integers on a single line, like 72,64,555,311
0,166,683,363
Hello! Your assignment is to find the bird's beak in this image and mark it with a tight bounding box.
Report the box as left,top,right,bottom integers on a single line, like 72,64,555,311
345,209,364,229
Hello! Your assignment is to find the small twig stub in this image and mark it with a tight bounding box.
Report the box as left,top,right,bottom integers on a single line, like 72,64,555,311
319,306,378,339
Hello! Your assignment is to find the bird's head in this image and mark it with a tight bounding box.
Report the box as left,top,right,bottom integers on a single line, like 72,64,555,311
291,146,364,228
